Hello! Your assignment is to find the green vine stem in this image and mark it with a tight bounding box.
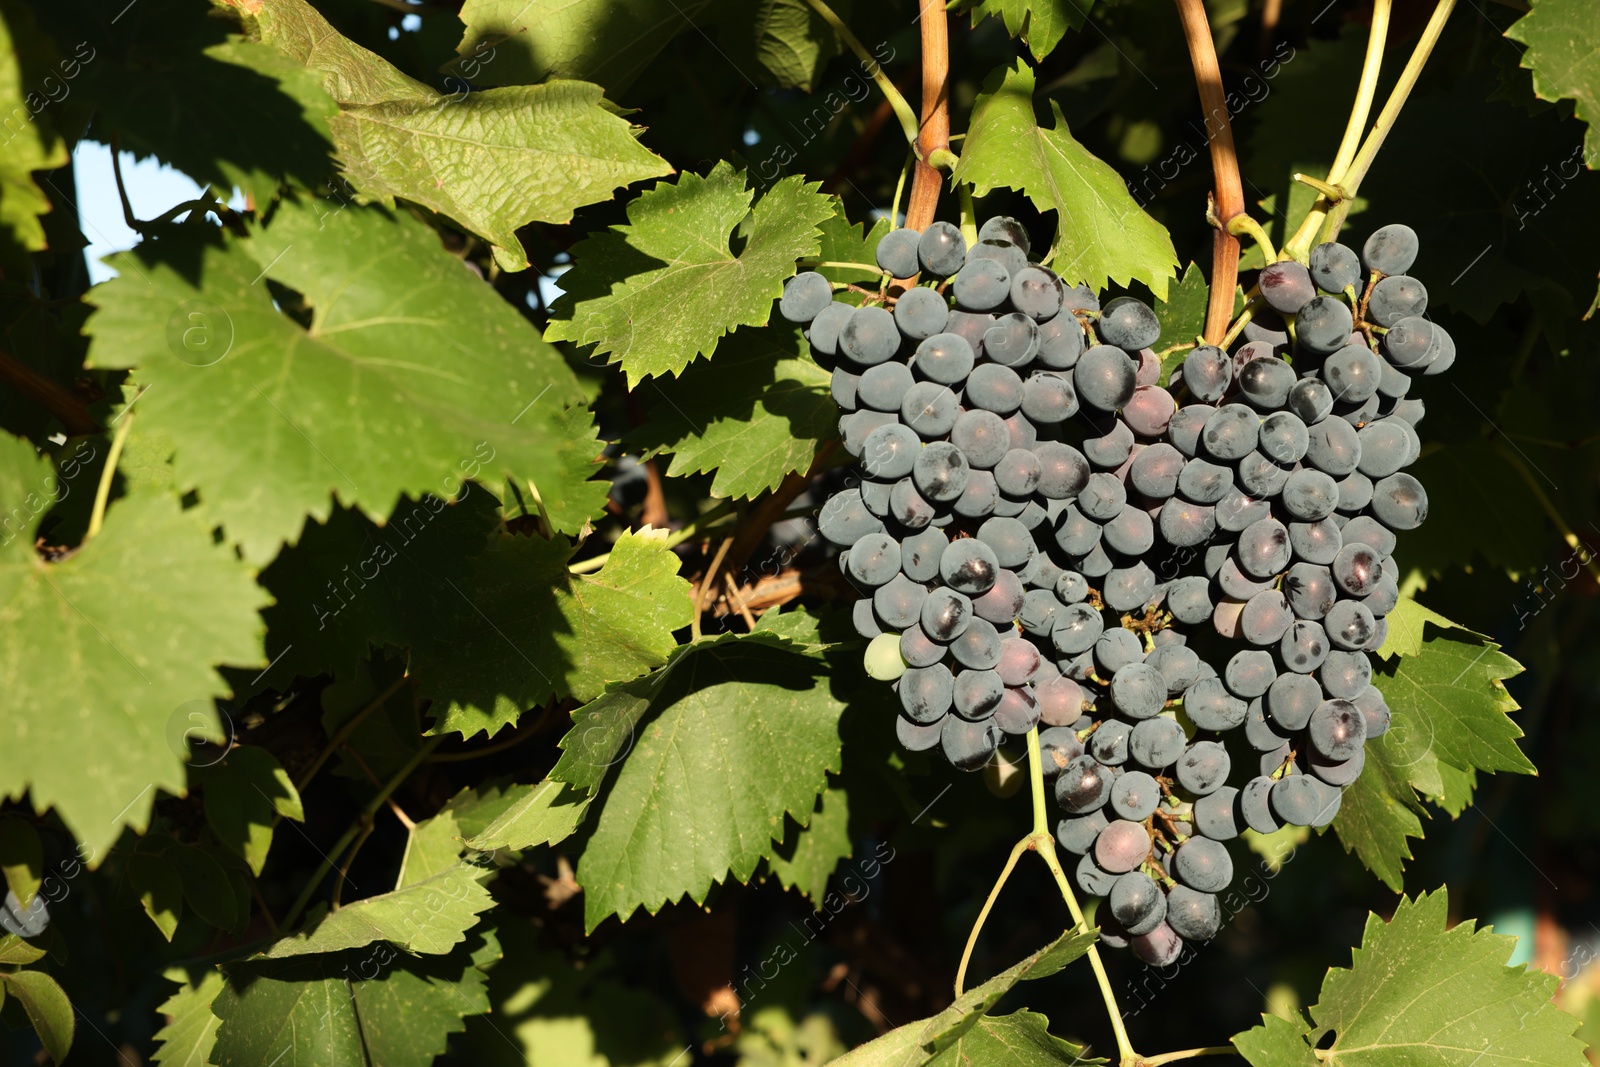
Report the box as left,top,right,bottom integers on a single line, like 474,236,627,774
959,185,979,249
953,833,1032,996
1226,215,1277,266
802,0,921,152
85,408,134,542
569,498,735,575
1138,1046,1240,1066
1291,172,1346,204
281,735,443,929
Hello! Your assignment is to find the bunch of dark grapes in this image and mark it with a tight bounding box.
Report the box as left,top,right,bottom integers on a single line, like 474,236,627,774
785,217,1447,966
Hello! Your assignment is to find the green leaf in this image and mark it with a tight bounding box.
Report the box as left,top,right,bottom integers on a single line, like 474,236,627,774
413,527,694,740
455,0,713,93
1507,0,1600,164
812,207,889,287
396,812,464,890
630,323,835,499
128,852,185,942
734,0,848,91
955,0,1095,62
260,865,493,959
1334,601,1530,890
570,632,848,931
765,785,851,904
213,933,498,1067
1232,1012,1320,1067
86,202,607,564
0,436,267,860
236,0,672,270
2,969,73,1065
199,745,303,876
463,780,594,853
170,843,240,931
1303,890,1586,1066
952,61,1178,300
0,934,47,965
1154,261,1212,384
152,969,225,1067
836,1009,1097,1066
0,1,69,260
546,162,836,385
0,816,42,909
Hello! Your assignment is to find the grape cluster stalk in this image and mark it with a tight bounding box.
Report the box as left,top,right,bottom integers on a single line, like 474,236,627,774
786,216,1449,965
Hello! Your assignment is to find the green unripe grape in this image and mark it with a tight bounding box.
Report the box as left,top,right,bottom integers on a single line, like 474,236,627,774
864,632,907,681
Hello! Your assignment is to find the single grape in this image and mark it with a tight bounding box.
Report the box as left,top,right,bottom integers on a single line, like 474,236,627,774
1009,265,1064,321
1381,316,1437,368
1288,377,1335,426
1124,386,1177,437
900,662,953,722
1289,518,1342,566
1218,556,1273,600
780,271,834,323
1180,345,1232,403
969,237,1028,276
951,617,1003,670
807,301,855,358
941,714,998,769
1099,296,1161,350
1111,770,1162,821
1362,223,1419,275
990,448,1039,497
1166,886,1221,941
874,574,928,629
1051,503,1101,558
1240,589,1294,645
1224,649,1276,698
852,598,882,639
1363,576,1400,617
1075,345,1138,411
1090,719,1133,766
1258,411,1309,466
979,215,1032,252
953,468,1000,519
992,684,1040,734
1370,472,1428,530
984,312,1041,368
1077,853,1120,897
1132,923,1184,967
1033,441,1090,500
1057,810,1110,854
1111,662,1167,719
1052,602,1106,656
896,714,945,751
953,667,1005,721
1331,542,1384,596
1310,241,1362,293
952,258,1011,311
1177,458,1234,505
1258,260,1315,314
1020,371,1079,425
1296,296,1356,355
900,624,946,668
856,361,913,413
1079,471,1128,520
1057,571,1090,605
945,310,996,359
861,422,921,480
1238,517,1292,578
1325,600,1376,650
1082,416,1134,470
1284,562,1337,620
1334,471,1375,515
876,226,922,277
1094,627,1144,673
912,333,975,388
864,632,907,681
1216,488,1271,533
1020,588,1066,636
1038,676,1086,727
1129,716,1187,769
973,570,1026,626
1177,740,1230,795
918,221,967,276
846,531,901,587
1271,773,1339,826
1173,837,1232,892
818,488,883,547
1282,469,1340,521
1310,746,1366,787
1166,576,1214,626
1037,314,1086,369
830,367,859,413
995,636,1042,688
951,410,1011,469
1201,404,1260,461
1104,562,1158,612
839,410,897,458
893,285,950,340
1308,698,1367,760
840,305,900,366
1147,645,1202,694
1238,357,1296,410
1103,505,1156,557
1278,621,1330,677
1320,650,1372,699
921,588,974,644
1056,754,1114,813
1095,818,1153,873
1129,442,1183,498
1239,776,1280,833
1111,871,1167,935
1376,358,1413,400
1354,685,1391,738
1192,787,1241,841
1004,411,1038,451
1367,275,1428,326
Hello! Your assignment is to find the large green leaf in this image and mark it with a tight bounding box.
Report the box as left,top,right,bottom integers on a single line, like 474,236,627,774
86,203,606,564
0,0,69,260
413,527,694,740
1235,890,1588,1067
1232,1014,1320,1067
260,866,493,959
953,62,1178,299
1507,0,1600,163
153,969,226,1067
764,785,851,904
1333,599,1530,890
212,934,499,1067
234,0,671,270
455,0,713,93
630,323,835,499
567,632,848,931
546,162,836,385
955,0,1094,62
0,435,266,860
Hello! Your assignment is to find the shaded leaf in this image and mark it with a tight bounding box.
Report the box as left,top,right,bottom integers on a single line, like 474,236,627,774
199,745,303,875
260,865,493,958
1507,0,1600,164
765,785,851,904
2,969,73,1065
152,969,225,1067
0,1,69,260
955,0,1095,62
128,852,185,942
0,816,42,909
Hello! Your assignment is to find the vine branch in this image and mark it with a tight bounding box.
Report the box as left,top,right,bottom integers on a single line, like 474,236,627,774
904,0,951,233
803,0,921,151
1173,0,1244,344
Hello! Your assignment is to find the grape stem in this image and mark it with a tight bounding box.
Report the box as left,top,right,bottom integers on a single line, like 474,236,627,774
802,0,921,153
798,259,889,275
84,406,135,542
958,184,979,249
904,0,951,233
1291,173,1347,204
569,498,736,575
953,832,1032,996
1138,1046,1240,1066
1172,0,1243,344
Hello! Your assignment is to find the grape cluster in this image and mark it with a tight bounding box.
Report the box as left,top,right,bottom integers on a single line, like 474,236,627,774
789,218,1448,965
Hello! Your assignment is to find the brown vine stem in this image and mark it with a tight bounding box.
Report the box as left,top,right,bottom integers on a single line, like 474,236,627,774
904,0,951,233
720,440,838,584
1173,0,1243,344
0,348,97,436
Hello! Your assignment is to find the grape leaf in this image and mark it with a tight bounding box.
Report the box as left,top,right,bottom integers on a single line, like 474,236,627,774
260,865,493,958
397,812,464,890
153,969,225,1067
0,1,69,261
463,779,594,853
232,0,672,271
1154,261,1211,383
630,323,835,499
570,632,848,931
170,844,240,931
813,207,889,287
2,969,73,1065
0,816,42,909
213,933,498,1067
1507,0,1600,163
0,435,266,860
953,61,1178,300
454,0,712,93
1232,1013,1320,1067
128,852,185,942
86,202,607,564
1238,890,1587,1067
198,745,304,876
1333,600,1530,890
545,162,836,385
413,527,693,740
733,0,847,91
955,0,1095,62
765,785,851,904
836,1005,1097,1066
